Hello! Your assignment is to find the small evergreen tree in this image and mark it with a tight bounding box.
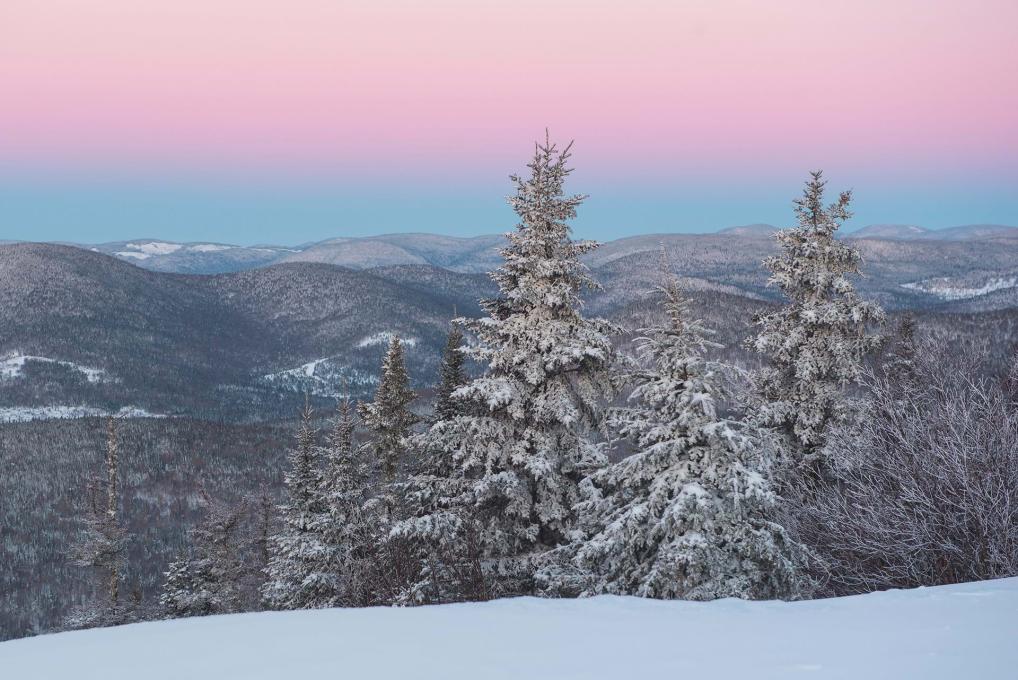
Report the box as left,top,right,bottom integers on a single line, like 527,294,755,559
321,394,374,606
434,324,468,423
390,414,487,604
542,274,806,600
748,171,884,484
262,398,338,609
359,336,418,482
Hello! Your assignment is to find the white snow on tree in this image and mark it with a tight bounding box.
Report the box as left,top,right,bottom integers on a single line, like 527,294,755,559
389,395,487,604
320,394,375,606
261,399,338,609
748,171,884,483
541,272,807,600
385,322,478,605
423,134,619,594
354,341,425,603
359,336,418,483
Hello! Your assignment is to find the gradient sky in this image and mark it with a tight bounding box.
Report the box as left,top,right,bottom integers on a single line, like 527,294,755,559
2,0,1016,244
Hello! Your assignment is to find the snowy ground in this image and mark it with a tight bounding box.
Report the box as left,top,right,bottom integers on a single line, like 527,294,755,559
3,578,1017,679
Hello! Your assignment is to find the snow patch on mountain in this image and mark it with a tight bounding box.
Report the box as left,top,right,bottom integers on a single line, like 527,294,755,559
2,578,1016,680
125,241,183,255
901,276,1018,301
0,405,163,423
187,244,234,253
115,251,151,260
261,358,377,397
356,332,418,349
0,353,109,383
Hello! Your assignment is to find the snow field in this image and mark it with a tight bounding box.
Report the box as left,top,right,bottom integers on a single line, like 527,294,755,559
2,578,1017,680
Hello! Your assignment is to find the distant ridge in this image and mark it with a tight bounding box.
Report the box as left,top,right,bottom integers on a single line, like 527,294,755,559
281,233,505,272
717,224,778,237
87,239,296,274
847,224,931,239
848,224,1018,241
12,223,1014,275
923,224,1018,240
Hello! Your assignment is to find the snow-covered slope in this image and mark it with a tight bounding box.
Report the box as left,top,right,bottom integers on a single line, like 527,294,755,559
848,223,931,239
89,240,296,273
902,276,1018,301
3,579,1017,680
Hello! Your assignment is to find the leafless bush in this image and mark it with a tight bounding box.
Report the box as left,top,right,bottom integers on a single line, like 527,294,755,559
798,345,1018,594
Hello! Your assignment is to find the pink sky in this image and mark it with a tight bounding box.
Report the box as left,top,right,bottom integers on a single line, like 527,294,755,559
3,0,1016,179
1,1,1016,243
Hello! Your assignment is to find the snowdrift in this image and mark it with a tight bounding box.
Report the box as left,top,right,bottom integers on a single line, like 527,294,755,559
3,578,1017,679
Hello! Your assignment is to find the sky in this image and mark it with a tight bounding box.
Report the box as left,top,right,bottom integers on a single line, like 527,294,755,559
1,0,1016,245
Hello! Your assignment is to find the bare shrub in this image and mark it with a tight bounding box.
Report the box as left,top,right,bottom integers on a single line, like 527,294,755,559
798,345,1018,593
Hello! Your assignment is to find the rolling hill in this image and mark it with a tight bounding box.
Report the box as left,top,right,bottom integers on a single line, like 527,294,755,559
848,223,1018,241
28,223,1016,276
0,245,488,419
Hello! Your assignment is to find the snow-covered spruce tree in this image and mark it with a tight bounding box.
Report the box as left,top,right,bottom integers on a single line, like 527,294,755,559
67,417,130,629
389,401,488,604
320,394,375,606
262,399,338,609
161,494,251,618
424,135,619,595
359,335,418,483
747,171,884,485
434,323,468,423
541,273,807,600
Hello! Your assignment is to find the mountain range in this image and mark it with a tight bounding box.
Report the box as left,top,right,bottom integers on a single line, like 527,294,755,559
2,226,1018,420
73,224,1018,275
846,223,1018,241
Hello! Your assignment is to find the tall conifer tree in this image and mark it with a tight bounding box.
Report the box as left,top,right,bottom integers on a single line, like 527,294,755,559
423,135,619,594
748,171,884,483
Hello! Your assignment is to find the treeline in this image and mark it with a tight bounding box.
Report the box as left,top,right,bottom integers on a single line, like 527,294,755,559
65,138,1018,627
